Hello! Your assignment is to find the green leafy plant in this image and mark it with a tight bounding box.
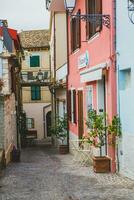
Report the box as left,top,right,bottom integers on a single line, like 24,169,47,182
85,109,107,156
50,114,67,144
108,115,122,137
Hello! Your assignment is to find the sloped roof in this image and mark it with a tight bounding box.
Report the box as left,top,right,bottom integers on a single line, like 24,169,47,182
19,30,50,49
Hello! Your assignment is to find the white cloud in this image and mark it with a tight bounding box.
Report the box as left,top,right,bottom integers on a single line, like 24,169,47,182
0,0,50,31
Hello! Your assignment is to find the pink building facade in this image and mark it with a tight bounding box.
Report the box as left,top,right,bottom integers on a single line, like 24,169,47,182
67,0,117,172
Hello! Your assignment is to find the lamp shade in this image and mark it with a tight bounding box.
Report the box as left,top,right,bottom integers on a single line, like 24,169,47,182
64,0,76,12
37,70,43,81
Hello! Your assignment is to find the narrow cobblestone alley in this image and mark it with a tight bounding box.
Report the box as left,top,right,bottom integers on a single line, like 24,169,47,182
0,146,134,200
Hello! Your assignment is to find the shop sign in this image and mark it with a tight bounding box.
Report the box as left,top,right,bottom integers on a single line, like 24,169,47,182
78,51,89,69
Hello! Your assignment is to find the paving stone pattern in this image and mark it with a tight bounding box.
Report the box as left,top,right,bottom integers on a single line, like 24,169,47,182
0,147,134,200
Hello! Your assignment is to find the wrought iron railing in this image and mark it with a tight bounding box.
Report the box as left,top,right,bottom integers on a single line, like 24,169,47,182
21,70,50,83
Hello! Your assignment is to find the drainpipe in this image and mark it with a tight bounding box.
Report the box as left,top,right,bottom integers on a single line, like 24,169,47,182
53,11,57,127
114,0,120,172
66,10,70,152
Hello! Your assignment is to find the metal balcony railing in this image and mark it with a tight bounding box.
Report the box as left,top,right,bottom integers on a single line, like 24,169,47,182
21,70,51,87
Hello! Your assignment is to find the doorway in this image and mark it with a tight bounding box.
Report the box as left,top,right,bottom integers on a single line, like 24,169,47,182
97,76,107,155
46,111,52,137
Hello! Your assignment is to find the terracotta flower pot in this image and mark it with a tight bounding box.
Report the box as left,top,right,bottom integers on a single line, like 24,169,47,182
93,156,111,173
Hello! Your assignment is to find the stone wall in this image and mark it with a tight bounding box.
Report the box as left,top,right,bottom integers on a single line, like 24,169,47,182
0,97,4,149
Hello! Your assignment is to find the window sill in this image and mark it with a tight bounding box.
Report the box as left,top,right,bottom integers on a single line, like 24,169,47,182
87,32,100,44
30,66,41,68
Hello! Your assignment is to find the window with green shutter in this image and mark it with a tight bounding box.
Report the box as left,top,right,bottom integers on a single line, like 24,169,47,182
31,86,41,100
30,56,40,67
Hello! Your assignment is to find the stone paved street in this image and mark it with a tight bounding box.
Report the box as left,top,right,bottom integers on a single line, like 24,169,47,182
0,146,134,200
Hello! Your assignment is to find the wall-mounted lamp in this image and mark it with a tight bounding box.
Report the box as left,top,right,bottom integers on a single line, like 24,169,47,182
37,70,44,82
128,0,134,24
64,0,76,13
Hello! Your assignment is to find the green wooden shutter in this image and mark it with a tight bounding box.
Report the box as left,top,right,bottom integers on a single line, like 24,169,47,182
36,86,41,100
68,90,72,121
30,56,40,67
31,86,41,100
73,90,77,124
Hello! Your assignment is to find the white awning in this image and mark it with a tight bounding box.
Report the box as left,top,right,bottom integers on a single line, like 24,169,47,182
80,69,102,83
80,62,107,83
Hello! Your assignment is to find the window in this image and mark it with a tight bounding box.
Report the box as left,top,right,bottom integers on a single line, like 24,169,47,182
27,118,34,129
86,0,102,39
31,86,41,100
71,10,81,52
30,55,40,67
119,69,131,90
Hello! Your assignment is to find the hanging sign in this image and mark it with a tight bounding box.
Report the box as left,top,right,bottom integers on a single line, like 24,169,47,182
78,51,89,69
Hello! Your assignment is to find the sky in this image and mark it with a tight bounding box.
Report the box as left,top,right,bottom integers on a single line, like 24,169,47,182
0,0,50,32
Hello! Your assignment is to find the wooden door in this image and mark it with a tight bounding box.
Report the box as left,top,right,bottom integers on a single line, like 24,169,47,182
78,90,84,139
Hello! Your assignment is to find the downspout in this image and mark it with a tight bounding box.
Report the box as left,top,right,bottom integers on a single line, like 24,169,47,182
114,0,120,172
53,11,57,127
66,10,70,152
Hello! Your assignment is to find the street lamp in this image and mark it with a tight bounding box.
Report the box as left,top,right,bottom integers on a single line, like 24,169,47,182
37,70,44,82
128,0,134,24
64,0,110,29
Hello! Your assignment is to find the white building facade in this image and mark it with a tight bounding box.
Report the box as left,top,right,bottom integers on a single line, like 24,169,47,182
116,0,134,179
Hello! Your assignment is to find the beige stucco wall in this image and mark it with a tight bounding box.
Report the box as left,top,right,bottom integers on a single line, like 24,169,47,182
23,103,51,139
50,12,67,73
21,49,51,103
55,13,67,69
21,50,50,71
22,86,51,103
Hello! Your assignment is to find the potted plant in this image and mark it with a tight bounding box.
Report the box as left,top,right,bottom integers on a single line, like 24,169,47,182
85,109,110,173
108,115,122,146
50,114,68,154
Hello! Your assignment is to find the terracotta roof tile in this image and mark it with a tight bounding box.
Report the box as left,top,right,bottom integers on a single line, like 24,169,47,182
19,30,50,48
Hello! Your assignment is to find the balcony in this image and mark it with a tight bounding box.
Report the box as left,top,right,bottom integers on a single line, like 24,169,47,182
21,70,51,87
